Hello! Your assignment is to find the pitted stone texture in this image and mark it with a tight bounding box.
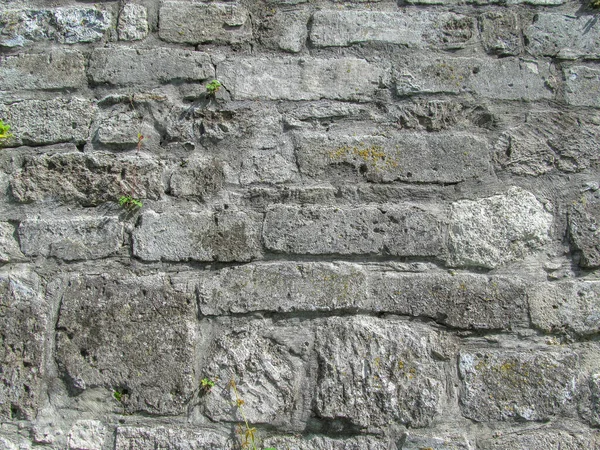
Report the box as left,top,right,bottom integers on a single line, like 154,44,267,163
564,65,600,108
396,55,554,101
458,348,581,422
115,426,232,450
10,152,162,206
0,222,24,263
570,191,600,268
0,98,94,147
479,426,598,449
54,7,112,44
18,217,123,261
132,209,262,262
446,187,552,268
167,156,224,199
159,1,251,45
192,262,368,315
55,273,198,415
263,204,446,256
480,11,522,56
369,272,528,330
311,10,476,49
315,317,449,429
529,281,600,337
400,430,472,449
0,9,53,47
295,130,491,184
67,420,106,450
264,435,391,449
117,4,148,41
263,10,309,53
203,321,314,432
89,48,214,86
218,57,384,101
0,270,48,420
405,0,564,3
0,51,86,91
526,14,600,59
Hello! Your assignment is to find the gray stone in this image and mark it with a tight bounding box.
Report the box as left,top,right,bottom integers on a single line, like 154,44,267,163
570,191,600,268
0,98,94,147
114,426,232,450
117,3,148,41
446,187,552,268
0,50,86,91
405,0,564,4
529,281,600,337
263,204,446,256
132,209,263,262
89,47,214,86
526,14,600,59
458,348,581,422
315,316,449,429
368,272,528,330
0,269,48,420
167,156,224,199
311,10,476,49
0,9,53,48
479,426,598,450
53,7,112,44
565,65,600,108
396,55,554,101
394,99,493,131
264,435,391,449
218,57,384,101
266,10,309,53
295,130,492,183
480,11,522,56
55,273,198,415
0,222,24,263
67,420,106,450
400,431,472,449
159,1,252,45
18,217,123,261
10,152,162,206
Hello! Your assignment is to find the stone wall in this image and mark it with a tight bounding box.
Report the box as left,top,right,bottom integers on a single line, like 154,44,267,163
1,0,599,448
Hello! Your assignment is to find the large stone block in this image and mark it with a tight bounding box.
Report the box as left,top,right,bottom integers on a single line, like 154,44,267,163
525,14,600,59
117,4,148,41
311,10,476,49
446,187,552,268
53,7,112,44
18,217,123,261
262,10,309,53
315,317,449,429
263,204,446,256
159,1,252,45
0,222,24,263
479,427,599,450
458,348,581,422
295,130,492,184
405,0,564,4
569,190,600,268
564,65,600,108
396,55,554,101
0,269,48,420
89,47,214,86
263,435,391,449
0,51,86,91
132,209,263,262
218,57,384,101
400,431,472,450
115,426,232,450
10,151,162,206
480,11,522,56
167,156,224,199
55,273,198,415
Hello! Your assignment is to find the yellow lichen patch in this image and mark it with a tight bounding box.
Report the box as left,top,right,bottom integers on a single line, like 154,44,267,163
328,143,399,173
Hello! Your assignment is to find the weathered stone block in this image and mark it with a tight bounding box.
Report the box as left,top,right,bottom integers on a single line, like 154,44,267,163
480,11,522,56
67,420,107,450
218,57,384,101
295,130,492,183
400,431,472,450
159,1,252,45
529,281,600,337
0,98,94,147
132,209,263,262
10,152,162,206
0,222,24,263
0,269,48,420
396,55,554,101
311,10,476,49
405,0,564,4
53,7,112,44
263,10,309,53
315,317,449,429
263,204,446,256
368,272,528,330
89,47,214,86
526,14,600,59
117,4,148,41
459,348,581,422
18,217,123,261
264,435,391,449
167,156,224,199
55,274,198,415
0,9,53,48
565,65,600,108
0,51,86,91
569,191,600,268
446,187,552,268
115,426,232,450
479,427,598,450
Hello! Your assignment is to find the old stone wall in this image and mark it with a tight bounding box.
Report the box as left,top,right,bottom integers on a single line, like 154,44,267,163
1,0,599,448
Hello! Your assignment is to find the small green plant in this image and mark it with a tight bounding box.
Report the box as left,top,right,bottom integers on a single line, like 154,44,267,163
113,390,123,402
206,79,222,96
200,377,216,394
136,132,144,153
230,376,258,450
118,195,143,210
0,119,13,142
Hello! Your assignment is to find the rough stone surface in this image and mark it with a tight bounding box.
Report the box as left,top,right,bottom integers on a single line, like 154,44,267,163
18,217,123,260
67,420,106,450
480,11,522,56
564,65,600,108
263,435,392,449
399,431,472,449
0,222,24,263
167,156,224,199
570,190,600,268
263,204,446,256
263,10,309,53
478,426,599,450
114,426,231,450
55,273,198,415
446,187,552,268
132,209,263,262
159,1,252,45
117,4,148,41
